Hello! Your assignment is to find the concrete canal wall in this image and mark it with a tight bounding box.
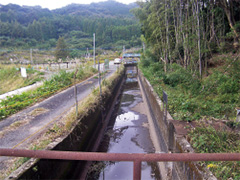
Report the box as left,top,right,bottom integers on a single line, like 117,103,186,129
6,66,216,180
138,70,216,180
6,69,125,179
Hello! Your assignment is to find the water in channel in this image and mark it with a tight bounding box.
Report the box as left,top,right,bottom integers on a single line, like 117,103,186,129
87,68,161,180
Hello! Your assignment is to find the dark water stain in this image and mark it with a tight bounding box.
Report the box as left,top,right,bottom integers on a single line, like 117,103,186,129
87,78,161,180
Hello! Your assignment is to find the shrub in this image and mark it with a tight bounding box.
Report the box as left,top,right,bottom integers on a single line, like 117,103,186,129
163,64,200,92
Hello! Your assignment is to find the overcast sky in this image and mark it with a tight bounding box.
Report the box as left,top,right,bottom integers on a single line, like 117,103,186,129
0,0,137,10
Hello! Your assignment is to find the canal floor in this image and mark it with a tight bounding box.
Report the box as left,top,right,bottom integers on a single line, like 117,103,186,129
87,78,161,180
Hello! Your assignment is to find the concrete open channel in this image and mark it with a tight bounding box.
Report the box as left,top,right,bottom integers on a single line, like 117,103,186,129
2,65,228,179
85,66,161,179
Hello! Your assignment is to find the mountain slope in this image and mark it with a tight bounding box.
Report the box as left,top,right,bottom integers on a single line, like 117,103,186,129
0,0,138,25
0,0,141,58
53,1,137,17
0,3,52,25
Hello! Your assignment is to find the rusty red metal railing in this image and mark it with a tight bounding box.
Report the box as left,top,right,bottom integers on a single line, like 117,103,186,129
1,148,240,180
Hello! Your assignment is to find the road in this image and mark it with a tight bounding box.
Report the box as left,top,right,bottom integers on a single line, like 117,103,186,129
0,61,118,171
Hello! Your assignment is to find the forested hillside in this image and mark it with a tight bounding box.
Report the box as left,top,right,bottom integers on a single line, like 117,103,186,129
53,1,136,17
134,1,240,178
134,0,240,118
133,0,240,75
0,1,141,58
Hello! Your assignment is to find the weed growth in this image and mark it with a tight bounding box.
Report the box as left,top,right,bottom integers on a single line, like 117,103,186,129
139,54,240,179
139,58,240,121
0,66,96,120
0,64,44,94
189,126,240,179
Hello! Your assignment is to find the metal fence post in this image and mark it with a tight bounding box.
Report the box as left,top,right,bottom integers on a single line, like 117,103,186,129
133,160,141,180
74,69,79,119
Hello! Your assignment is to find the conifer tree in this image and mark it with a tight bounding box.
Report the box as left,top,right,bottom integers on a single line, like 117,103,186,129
55,37,69,61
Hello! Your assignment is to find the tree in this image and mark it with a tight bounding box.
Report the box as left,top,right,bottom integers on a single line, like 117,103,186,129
55,37,69,61
134,0,240,77
0,2,141,50
215,0,239,47
27,20,43,40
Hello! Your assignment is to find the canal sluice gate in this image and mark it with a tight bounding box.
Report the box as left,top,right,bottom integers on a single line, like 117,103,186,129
8,65,216,180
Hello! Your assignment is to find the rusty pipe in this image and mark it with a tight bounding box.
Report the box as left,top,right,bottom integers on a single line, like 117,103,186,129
0,149,239,162
133,160,141,180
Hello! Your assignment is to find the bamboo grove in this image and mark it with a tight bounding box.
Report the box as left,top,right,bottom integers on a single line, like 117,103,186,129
133,0,240,78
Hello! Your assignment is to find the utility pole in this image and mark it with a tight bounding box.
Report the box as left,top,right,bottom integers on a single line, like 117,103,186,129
93,33,96,68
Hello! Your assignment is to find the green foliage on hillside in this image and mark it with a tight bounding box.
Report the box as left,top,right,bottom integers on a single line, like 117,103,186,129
54,1,136,17
140,54,240,121
0,1,141,57
135,1,240,178
139,52,240,178
133,0,240,76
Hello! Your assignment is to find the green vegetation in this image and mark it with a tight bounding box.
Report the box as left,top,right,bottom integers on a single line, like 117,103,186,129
189,126,240,153
64,65,124,131
0,65,124,180
0,65,97,120
189,126,240,179
135,0,240,178
140,51,240,180
0,1,141,61
55,37,69,61
133,0,240,76
0,64,44,94
140,55,240,121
